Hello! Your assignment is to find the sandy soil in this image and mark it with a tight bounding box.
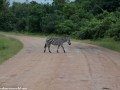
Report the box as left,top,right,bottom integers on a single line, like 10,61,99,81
0,34,120,90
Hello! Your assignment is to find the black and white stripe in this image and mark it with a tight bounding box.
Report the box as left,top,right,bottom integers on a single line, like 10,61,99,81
44,37,71,53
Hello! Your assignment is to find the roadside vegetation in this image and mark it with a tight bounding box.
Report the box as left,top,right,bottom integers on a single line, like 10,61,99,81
0,34,23,63
81,38,120,52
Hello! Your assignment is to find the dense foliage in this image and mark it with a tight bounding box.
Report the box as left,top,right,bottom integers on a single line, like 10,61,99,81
0,0,120,40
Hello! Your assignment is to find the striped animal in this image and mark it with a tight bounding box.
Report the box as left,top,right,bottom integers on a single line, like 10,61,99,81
44,37,71,53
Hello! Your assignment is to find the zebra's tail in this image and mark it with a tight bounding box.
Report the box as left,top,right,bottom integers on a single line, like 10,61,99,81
44,43,47,48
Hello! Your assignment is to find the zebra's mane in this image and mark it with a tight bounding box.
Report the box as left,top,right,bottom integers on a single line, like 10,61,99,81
61,37,70,42
46,37,70,42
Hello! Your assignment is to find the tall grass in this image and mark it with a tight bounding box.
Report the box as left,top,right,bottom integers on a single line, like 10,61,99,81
82,38,120,52
0,34,23,63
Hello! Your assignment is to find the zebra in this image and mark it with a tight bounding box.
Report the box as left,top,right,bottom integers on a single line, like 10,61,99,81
44,37,71,53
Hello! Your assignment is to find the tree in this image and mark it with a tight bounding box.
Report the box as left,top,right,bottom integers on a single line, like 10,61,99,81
63,3,77,18
55,20,76,34
0,0,11,31
52,0,67,11
95,0,120,12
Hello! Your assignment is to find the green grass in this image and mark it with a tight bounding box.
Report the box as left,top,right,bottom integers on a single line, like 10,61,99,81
81,38,120,52
0,34,23,63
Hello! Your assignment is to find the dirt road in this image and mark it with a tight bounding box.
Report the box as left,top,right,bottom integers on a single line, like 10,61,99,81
0,34,120,90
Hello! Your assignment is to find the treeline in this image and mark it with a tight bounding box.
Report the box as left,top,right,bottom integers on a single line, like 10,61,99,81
0,0,120,40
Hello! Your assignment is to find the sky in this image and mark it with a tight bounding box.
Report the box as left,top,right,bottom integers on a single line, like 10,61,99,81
10,0,53,5
9,0,75,5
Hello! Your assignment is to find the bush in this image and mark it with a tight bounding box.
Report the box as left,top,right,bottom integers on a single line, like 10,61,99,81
107,23,120,41
73,17,113,40
55,20,76,35
72,27,92,39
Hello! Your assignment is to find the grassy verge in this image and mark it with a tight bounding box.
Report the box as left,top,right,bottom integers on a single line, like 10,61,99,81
0,34,23,63
81,38,120,52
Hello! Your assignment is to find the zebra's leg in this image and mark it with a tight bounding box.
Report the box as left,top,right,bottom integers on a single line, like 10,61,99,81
44,47,46,53
44,43,47,53
48,45,52,53
61,45,65,53
57,45,60,53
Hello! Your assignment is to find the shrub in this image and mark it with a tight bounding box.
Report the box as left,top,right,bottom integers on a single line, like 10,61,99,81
55,20,76,35
107,23,120,41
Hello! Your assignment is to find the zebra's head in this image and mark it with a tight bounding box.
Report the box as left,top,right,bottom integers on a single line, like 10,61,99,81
66,37,71,45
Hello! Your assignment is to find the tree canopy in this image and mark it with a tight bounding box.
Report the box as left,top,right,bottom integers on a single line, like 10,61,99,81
0,0,120,40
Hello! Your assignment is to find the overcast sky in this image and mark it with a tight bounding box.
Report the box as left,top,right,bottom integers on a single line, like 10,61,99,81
10,0,75,5
10,0,53,5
